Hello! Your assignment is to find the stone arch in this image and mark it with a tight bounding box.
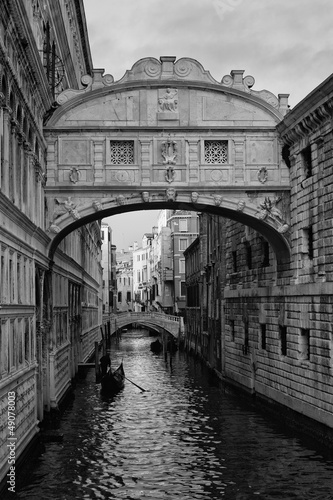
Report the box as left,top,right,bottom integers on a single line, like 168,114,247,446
44,57,291,265
47,195,290,264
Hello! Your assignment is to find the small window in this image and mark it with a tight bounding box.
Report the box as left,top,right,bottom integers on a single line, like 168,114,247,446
118,291,122,302
204,140,228,164
179,259,185,273
180,281,186,297
179,219,188,232
301,145,312,178
179,239,188,251
279,325,287,356
126,291,131,302
243,321,249,355
262,241,270,267
245,243,252,270
300,328,310,360
230,320,235,342
261,324,267,350
232,251,237,273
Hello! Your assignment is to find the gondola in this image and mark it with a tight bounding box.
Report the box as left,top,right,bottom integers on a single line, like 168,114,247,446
150,339,163,353
100,362,125,394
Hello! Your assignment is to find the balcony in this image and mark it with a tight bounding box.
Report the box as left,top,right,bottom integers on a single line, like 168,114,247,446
163,269,173,281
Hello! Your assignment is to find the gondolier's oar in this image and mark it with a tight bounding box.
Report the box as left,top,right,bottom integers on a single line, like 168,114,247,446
124,376,148,392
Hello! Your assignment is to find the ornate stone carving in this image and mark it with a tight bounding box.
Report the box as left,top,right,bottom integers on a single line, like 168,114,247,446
256,196,289,233
158,88,178,112
144,60,161,78
57,74,93,104
212,194,223,206
161,137,177,165
174,60,192,77
237,200,246,212
53,197,80,221
165,188,177,202
116,195,126,205
191,192,199,203
69,167,81,184
141,191,150,202
257,167,268,184
93,200,102,212
49,224,61,234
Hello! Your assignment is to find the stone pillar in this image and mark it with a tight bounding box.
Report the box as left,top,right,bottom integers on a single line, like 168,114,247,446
93,140,105,184
187,139,200,183
140,138,152,184
233,140,245,184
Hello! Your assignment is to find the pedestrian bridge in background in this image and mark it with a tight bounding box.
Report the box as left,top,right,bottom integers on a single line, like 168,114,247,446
109,311,183,338
44,56,292,263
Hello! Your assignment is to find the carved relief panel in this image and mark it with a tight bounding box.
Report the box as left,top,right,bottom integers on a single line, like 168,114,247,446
152,136,186,183
57,137,93,184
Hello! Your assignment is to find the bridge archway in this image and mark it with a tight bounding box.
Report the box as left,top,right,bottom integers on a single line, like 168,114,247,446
44,56,291,263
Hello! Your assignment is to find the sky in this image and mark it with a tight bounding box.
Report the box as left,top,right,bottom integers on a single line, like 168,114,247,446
83,0,333,250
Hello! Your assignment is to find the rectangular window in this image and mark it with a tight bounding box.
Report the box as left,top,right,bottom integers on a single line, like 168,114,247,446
137,271,141,282
243,321,249,354
126,291,131,302
279,325,287,356
180,281,186,297
301,145,312,178
262,241,270,267
230,319,235,342
110,140,134,164
179,219,188,232
118,291,122,302
307,226,314,260
232,251,237,273
245,243,252,270
24,318,30,363
261,324,267,350
179,259,185,273
204,140,228,164
299,328,310,360
179,239,188,251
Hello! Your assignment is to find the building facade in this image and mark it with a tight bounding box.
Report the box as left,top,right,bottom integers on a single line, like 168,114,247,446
133,235,153,311
116,248,133,312
184,73,333,440
0,0,102,486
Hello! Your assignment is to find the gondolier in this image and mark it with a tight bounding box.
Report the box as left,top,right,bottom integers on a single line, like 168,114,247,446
99,352,111,376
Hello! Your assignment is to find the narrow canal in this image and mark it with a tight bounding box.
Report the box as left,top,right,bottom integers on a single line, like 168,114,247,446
13,330,333,499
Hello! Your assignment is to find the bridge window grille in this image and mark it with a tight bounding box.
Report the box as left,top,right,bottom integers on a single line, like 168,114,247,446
204,140,228,164
110,141,134,164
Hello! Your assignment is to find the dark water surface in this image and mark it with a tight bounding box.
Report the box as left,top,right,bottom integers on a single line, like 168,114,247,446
13,330,333,499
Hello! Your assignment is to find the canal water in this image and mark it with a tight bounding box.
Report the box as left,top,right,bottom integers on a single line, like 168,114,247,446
11,330,333,499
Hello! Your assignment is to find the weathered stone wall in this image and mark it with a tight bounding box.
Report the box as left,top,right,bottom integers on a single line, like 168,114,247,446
221,76,333,431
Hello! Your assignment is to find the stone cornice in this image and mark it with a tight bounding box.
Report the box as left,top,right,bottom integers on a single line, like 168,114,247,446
7,0,53,110
277,73,333,144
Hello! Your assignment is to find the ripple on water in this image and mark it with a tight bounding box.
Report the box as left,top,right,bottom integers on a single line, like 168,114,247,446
12,332,333,500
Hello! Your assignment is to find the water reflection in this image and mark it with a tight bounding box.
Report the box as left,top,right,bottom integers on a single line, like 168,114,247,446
13,330,333,499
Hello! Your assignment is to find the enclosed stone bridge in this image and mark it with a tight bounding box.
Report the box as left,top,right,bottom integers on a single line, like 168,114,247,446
44,56,291,262
110,311,182,338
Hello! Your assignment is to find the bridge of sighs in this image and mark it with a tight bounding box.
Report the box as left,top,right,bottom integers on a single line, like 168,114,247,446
44,56,291,262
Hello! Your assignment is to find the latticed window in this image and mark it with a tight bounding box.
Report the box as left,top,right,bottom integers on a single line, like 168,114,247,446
110,141,134,164
204,140,228,164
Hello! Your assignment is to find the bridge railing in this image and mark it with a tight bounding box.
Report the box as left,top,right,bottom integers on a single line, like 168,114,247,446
112,311,180,323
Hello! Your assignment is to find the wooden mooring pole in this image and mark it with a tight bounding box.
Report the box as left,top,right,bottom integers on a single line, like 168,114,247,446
95,341,99,382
